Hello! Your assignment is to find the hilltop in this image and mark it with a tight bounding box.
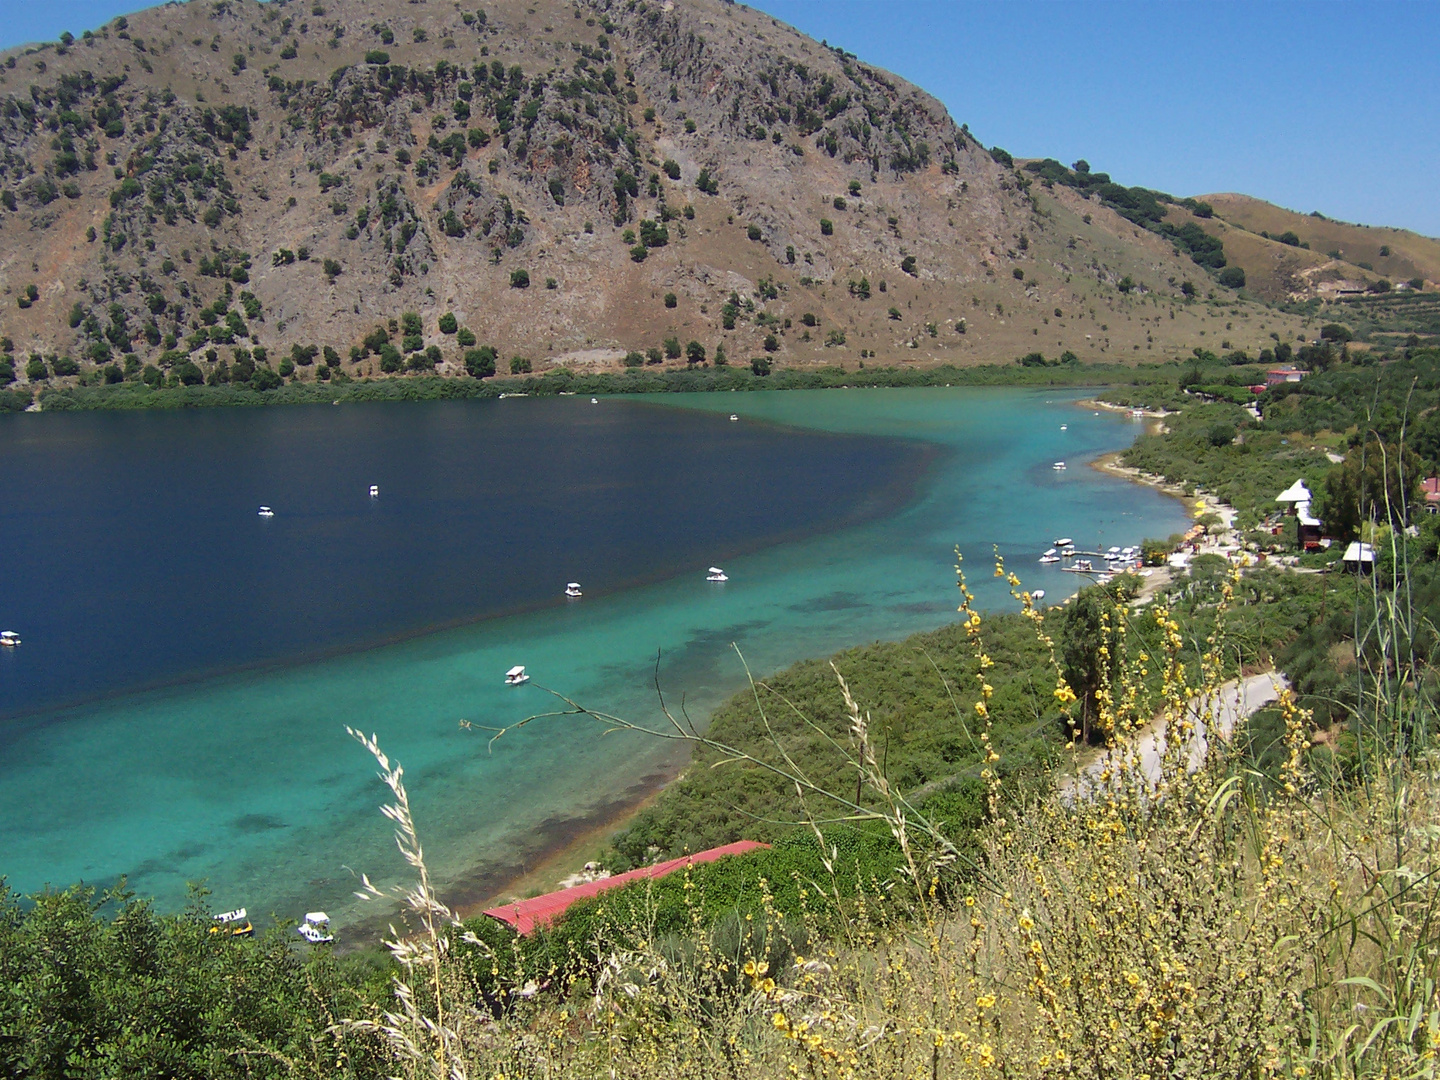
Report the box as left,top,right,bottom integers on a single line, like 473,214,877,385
0,0,1331,394
1168,192,1439,303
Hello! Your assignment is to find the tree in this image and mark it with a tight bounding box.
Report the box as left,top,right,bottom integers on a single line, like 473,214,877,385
751,356,771,376
439,313,458,334
1320,437,1425,541
713,344,727,366
646,348,663,365
1206,423,1235,448
1072,159,1090,174
747,224,762,241
623,351,644,367
901,255,917,276
510,269,530,288
465,346,497,377
819,218,833,236
763,333,779,353
322,258,342,280
663,159,680,180
1320,323,1352,343
1012,268,1024,281
1180,280,1196,298
1117,275,1134,293
1060,587,1122,745
1218,266,1246,289
456,328,476,347
252,365,282,390
510,356,532,374
685,340,706,365
24,356,47,381
663,337,682,360
663,292,677,309
629,246,648,262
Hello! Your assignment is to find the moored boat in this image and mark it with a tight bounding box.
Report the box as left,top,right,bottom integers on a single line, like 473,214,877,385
1052,461,1066,470
297,912,333,944
505,665,530,686
564,582,583,598
0,630,19,647
211,908,254,937
258,505,275,517
706,566,729,582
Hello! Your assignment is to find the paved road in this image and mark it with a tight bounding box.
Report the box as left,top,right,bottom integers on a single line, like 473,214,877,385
1064,671,1288,797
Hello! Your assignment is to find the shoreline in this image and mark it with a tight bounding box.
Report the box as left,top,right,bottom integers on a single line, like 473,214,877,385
17,365,1172,414
440,404,1202,922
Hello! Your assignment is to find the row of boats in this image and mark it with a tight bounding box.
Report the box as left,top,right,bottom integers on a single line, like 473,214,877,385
1038,539,1143,582
210,908,334,944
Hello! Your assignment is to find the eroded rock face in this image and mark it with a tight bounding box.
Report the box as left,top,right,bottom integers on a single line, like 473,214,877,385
0,0,1302,388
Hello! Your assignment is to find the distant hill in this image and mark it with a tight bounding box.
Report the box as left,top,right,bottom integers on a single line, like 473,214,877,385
1191,194,1439,302
0,0,1323,393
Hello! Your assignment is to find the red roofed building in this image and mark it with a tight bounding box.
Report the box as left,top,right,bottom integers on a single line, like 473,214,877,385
1423,477,1440,513
483,840,770,935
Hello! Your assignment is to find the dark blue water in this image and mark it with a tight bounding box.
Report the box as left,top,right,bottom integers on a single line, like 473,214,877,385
0,398,928,720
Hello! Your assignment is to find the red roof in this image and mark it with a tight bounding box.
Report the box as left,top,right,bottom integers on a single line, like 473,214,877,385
1425,477,1440,502
483,840,770,935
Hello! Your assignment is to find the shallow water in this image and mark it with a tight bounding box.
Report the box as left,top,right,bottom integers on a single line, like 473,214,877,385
0,388,1183,928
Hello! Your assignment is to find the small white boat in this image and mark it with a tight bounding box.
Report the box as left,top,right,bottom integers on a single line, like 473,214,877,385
591,398,598,404
297,921,333,944
1059,424,1067,431
1061,545,1076,556
729,414,739,421
258,506,275,517
1032,589,1045,600
304,911,330,926
505,665,530,686
211,908,253,937
1052,461,1066,470
1043,548,1057,557
0,631,19,647
564,582,583,598
1038,554,1060,564
1107,546,1121,555
706,566,729,582
1053,538,1073,547
369,485,379,497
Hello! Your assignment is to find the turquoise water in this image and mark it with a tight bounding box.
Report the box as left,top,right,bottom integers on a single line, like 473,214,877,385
0,388,1183,929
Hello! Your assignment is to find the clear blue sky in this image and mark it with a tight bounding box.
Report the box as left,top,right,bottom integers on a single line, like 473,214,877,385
5,1,1436,236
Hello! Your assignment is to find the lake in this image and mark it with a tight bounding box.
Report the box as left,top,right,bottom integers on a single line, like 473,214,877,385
0,387,1185,928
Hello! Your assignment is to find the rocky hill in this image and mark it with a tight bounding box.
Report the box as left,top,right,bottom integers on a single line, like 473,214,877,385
0,0,1319,391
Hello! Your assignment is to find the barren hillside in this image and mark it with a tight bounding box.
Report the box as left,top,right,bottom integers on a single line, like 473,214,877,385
0,0,1315,391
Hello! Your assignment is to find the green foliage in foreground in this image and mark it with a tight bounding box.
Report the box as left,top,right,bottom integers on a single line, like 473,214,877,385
0,882,390,1079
